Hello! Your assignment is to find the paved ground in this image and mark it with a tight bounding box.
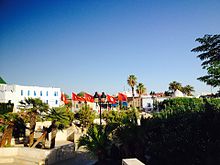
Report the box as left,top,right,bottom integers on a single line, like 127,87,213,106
53,148,97,165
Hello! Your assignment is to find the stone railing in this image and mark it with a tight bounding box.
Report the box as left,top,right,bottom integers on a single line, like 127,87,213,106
122,158,145,165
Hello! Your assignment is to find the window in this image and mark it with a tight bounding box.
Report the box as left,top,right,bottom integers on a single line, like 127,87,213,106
46,100,48,104
40,91,42,96
21,90,23,96
46,91,48,96
27,90,30,96
34,91,36,96
55,100,58,104
54,91,58,96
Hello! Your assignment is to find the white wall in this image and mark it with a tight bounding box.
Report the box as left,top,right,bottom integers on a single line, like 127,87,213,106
0,84,61,112
142,95,168,111
142,95,154,111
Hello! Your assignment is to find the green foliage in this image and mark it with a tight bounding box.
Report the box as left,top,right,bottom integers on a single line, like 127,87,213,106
19,98,49,114
75,105,96,128
78,108,140,162
112,125,144,161
168,81,195,96
192,34,220,88
0,112,25,135
78,97,220,164
136,83,146,96
182,85,195,96
46,106,74,129
141,103,220,164
0,76,6,84
164,90,172,96
77,91,85,97
127,75,137,89
102,110,122,124
78,125,112,161
102,109,139,126
157,98,204,116
127,75,138,108
0,102,14,115
19,98,50,122
168,81,182,93
111,97,220,164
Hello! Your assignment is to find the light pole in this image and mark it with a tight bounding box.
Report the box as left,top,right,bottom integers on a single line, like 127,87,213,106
93,92,106,129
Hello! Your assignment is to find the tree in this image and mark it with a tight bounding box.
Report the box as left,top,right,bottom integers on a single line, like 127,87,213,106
78,125,112,162
19,98,49,147
169,81,182,93
31,106,74,149
164,91,172,97
191,34,220,88
46,106,73,148
75,105,96,129
136,83,146,110
77,91,85,97
182,85,195,96
0,112,25,147
127,75,137,107
150,91,156,96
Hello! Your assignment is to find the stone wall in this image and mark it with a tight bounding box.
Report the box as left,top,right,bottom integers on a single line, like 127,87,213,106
0,141,75,165
46,142,75,164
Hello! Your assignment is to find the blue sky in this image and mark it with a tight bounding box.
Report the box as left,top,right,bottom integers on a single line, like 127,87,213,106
0,0,219,96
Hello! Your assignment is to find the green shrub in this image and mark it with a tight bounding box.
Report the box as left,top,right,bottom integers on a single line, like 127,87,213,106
112,97,220,164
0,103,14,115
102,109,139,126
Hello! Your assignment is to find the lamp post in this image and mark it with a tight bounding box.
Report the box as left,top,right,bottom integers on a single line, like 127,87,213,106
93,92,106,129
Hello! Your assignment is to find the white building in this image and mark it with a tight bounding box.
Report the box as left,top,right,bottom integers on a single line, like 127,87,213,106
172,89,185,97
0,84,61,112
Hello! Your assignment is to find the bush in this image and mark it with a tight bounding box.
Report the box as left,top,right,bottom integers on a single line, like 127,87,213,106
0,103,14,115
102,109,139,126
112,98,220,165
75,105,96,128
159,97,204,112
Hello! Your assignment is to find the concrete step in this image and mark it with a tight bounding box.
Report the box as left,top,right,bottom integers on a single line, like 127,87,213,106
14,156,44,165
0,156,44,165
0,156,14,164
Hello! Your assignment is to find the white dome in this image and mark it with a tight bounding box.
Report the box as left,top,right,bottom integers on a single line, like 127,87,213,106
173,89,184,97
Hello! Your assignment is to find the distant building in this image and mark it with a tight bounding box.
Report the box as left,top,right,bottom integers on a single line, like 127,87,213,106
124,91,168,111
127,96,141,108
0,84,61,112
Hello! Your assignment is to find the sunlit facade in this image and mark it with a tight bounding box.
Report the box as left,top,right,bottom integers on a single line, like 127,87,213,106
0,84,61,112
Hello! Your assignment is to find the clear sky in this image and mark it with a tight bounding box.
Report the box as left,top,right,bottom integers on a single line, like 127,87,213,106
0,0,219,96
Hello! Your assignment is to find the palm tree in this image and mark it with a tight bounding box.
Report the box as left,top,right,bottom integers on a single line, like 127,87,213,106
0,112,25,147
19,98,49,147
31,106,73,148
182,85,195,96
127,75,137,107
47,106,73,148
169,81,182,93
78,125,112,162
136,83,146,110
150,91,156,96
